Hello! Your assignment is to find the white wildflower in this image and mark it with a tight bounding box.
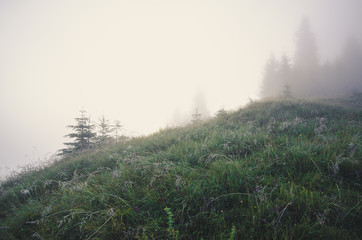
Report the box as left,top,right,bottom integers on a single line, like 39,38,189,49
20,189,30,196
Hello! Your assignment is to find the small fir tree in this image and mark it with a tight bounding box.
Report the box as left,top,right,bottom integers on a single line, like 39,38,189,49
96,115,112,145
260,54,280,98
191,108,202,124
112,120,123,143
279,54,292,98
59,108,96,155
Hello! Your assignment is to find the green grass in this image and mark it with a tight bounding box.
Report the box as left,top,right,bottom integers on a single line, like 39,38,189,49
0,97,361,239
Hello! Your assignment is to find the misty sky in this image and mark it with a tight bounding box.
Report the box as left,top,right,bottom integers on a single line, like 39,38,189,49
1,0,361,178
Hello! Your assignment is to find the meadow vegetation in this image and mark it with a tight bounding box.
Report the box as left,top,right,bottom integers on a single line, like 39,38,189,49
0,97,361,239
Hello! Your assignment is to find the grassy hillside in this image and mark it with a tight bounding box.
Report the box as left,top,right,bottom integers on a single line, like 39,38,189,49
1,98,361,239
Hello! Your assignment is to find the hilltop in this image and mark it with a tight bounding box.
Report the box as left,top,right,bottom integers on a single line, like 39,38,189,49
1,97,361,239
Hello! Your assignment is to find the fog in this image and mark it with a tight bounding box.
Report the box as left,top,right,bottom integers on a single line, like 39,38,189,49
1,0,361,178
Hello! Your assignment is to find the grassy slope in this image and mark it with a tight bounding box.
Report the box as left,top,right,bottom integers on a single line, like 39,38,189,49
0,98,361,239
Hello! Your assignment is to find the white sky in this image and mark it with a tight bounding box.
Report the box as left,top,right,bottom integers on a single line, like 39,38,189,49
1,0,361,178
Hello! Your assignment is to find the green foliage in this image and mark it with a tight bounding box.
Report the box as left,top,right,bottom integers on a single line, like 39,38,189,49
228,225,236,240
0,98,361,239
164,207,179,239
